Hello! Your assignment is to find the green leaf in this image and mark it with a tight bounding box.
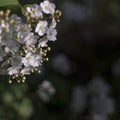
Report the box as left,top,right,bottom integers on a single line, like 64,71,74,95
0,0,18,7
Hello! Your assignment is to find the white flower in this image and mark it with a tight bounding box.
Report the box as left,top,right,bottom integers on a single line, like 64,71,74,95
9,14,21,31
5,40,20,54
22,52,41,67
18,24,31,34
17,24,32,44
27,54,41,67
27,4,43,18
35,21,48,36
40,0,56,14
1,32,12,45
31,54,41,67
24,32,38,45
22,52,34,67
47,28,57,41
7,66,21,75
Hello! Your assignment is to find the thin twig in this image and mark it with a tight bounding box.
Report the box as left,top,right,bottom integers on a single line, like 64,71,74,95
16,0,23,9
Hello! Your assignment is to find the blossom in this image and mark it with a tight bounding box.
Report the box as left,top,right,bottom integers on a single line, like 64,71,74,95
1,32,12,45
27,4,43,18
40,0,56,14
22,52,35,67
31,54,41,67
22,52,41,67
7,66,21,75
24,32,38,45
9,14,21,31
35,21,48,36
18,24,31,35
47,28,57,41
5,40,20,54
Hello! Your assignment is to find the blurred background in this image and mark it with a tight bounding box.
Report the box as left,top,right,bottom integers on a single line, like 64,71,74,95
0,0,120,120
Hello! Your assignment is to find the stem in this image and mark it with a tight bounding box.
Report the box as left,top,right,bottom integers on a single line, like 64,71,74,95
16,0,23,9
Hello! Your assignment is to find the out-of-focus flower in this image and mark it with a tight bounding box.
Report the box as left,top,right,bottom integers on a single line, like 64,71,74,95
37,80,56,102
51,53,71,76
90,96,115,118
69,77,115,120
70,86,87,115
87,77,111,95
88,77,115,120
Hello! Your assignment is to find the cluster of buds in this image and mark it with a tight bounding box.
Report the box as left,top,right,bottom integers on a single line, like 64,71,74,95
0,0,61,83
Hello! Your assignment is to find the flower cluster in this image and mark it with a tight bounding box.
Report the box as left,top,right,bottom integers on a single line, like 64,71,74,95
37,80,55,102
0,0,61,83
70,77,115,120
